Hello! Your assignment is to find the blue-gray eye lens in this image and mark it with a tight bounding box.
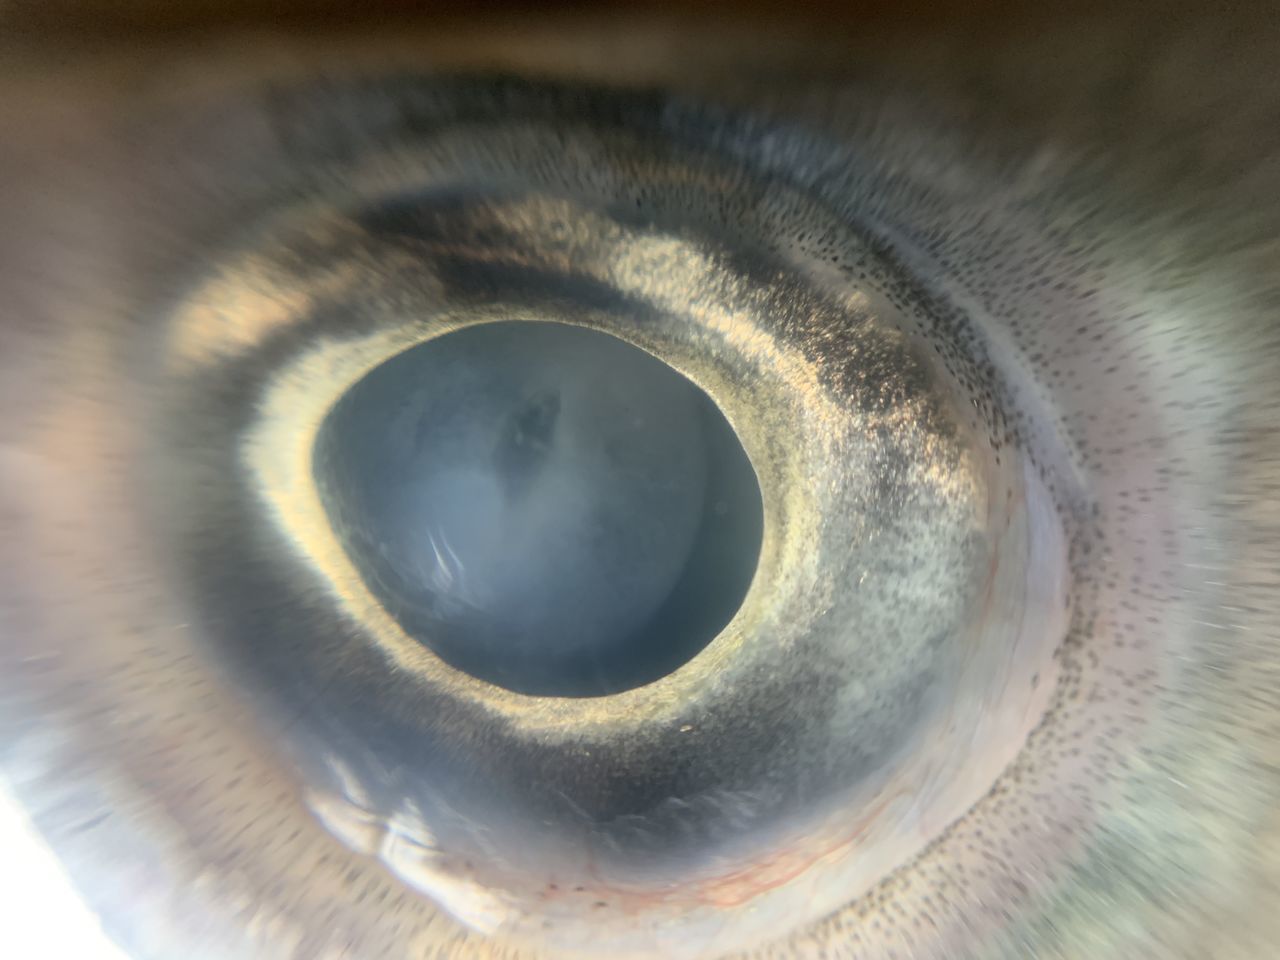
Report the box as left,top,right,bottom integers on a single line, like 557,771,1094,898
314,320,764,696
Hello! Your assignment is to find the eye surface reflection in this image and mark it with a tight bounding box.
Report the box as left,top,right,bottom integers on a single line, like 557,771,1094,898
315,320,763,696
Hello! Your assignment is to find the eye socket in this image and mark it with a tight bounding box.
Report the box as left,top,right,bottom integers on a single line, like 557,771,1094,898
144,76,1073,957
313,319,764,697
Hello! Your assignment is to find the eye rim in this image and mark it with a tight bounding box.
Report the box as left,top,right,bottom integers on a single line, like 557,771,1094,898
144,76,1073,956
239,303,795,722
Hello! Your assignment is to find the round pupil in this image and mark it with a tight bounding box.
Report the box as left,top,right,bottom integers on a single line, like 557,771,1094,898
314,321,764,697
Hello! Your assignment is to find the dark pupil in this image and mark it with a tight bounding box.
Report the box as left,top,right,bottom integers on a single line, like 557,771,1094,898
314,321,763,697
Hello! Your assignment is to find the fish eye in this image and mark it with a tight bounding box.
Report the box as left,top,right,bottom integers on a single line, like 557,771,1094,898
311,319,764,698
1,5,1278,960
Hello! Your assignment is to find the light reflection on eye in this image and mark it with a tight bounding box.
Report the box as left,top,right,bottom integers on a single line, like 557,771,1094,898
0,784,130,960
1,9,1279,960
